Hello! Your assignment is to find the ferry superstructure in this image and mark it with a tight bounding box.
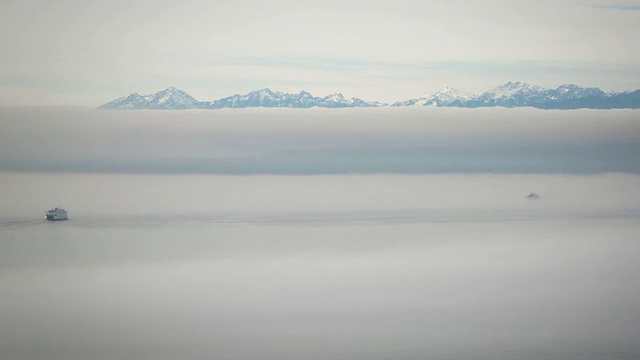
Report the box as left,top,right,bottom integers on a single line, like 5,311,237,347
45,207,68,221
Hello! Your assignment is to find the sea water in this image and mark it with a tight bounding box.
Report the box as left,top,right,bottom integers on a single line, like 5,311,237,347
1,108,640,360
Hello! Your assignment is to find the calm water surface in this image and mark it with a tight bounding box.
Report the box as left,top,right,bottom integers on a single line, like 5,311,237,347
1,172,639,360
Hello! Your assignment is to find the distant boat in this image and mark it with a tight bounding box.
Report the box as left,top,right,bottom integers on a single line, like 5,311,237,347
45,207,68,221
526,192,541,199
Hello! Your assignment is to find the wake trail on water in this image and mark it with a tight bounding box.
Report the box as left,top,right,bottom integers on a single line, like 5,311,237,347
0,219,49,230
29,208,640,230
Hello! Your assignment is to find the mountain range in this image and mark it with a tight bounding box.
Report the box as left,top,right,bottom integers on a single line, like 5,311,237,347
392,82,640,109
101,82,640,110
101,87,383,110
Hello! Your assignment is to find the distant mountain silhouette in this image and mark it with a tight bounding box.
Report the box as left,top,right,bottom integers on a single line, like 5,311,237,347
101,83,640,110
394,82,640,109
100,87,383,109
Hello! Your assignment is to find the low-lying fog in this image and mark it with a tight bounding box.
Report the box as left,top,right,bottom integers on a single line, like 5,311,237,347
1,107,639,360
1,107,639,173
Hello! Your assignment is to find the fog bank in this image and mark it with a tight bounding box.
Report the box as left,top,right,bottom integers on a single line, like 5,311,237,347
1,107,639,174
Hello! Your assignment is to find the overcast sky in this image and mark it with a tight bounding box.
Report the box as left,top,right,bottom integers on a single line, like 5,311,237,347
1,0,639,105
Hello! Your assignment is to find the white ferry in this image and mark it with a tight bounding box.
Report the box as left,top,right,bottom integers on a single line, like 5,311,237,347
45,207,68,221
526,192,541,199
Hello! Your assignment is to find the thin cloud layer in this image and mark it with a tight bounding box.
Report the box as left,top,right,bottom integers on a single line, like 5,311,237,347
1,0,639,105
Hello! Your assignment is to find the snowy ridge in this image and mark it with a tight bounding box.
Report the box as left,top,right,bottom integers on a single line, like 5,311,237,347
102,87,382,109
101,87,203,110
394,82,640,109
392,87,475,107
483,81,543,100
206,88,382,109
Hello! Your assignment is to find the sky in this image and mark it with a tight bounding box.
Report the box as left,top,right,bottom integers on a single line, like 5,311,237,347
0,0,639,105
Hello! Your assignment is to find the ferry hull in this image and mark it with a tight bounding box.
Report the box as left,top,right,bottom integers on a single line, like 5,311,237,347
46,215,68,221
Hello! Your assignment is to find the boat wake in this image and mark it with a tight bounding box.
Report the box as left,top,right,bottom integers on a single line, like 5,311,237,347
56,208,640,229
0,219,46,229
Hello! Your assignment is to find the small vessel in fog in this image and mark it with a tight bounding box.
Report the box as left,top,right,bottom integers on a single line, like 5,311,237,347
45,207,68,221
526,192,540,199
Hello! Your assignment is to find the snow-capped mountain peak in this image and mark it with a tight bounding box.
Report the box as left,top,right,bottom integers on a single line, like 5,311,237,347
323,93,346,102
552,84,606,99
392,86,475,107
428,87,475,103
100,87,201,109
257,88,274,98
148,87,199,106
484,81,542,99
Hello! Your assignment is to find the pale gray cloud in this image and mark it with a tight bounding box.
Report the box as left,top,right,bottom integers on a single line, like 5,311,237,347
593,4,640,9
588,0,640,11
